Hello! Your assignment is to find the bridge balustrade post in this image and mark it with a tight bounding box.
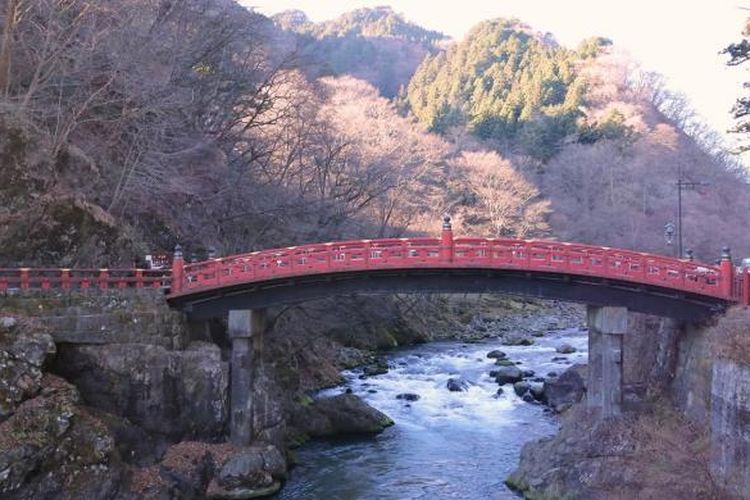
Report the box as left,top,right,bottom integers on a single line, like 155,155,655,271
586,305,627,418
61,269,71,290
20,268,29,290
440,216,454,263
171,245,184,294
228,308,266,446
99,269,109,290
720,247,734,299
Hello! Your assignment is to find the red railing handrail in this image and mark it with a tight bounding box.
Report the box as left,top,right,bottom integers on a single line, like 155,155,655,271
167,232,746,306
0,268,169,292
2,227,746,308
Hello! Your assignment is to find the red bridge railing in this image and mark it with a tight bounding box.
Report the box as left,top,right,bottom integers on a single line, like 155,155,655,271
169,221,749,307
2,220,747,307
0,268,169,292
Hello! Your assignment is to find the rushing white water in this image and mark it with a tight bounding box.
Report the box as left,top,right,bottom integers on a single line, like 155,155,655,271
277,328,588,500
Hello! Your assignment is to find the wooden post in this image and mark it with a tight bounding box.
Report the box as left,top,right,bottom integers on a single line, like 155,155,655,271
171,245,184,294
99,269,109,289
720,246,734,299
61,269,71,290
440,216,453,263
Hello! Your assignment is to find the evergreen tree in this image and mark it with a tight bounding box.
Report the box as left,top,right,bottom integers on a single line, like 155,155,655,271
406,19,607,159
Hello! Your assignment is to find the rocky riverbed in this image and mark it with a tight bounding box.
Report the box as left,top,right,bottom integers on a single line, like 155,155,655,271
0,295,588,498
277,325,590,499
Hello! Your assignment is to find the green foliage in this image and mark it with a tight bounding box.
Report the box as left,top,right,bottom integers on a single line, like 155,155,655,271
576,36,613,59
577,109,635,144
723,18,750,152
406,19,590,159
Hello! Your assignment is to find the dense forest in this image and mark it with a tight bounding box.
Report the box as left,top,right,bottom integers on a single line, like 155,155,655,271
1,0,749,267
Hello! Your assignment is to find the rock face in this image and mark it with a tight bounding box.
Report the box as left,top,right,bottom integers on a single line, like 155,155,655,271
126,441,287,499
0,374,123,499
710,360,750,497
53,341,228,439
290,394,393,438
543,364,586,412
506,403,720,499
0,322,56,420
0,320,125,499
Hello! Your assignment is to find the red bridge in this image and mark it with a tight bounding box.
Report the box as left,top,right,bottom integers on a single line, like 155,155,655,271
3,218,747,321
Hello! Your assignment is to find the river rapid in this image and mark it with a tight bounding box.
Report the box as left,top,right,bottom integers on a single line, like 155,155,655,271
277,327,588,500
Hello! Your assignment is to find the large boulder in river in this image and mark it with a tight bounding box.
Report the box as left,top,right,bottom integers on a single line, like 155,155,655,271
360,359,389,378
291,394,393,438
495,366,523,385
514,381,545,402
543,364,587,412
206,445,286,499
486,350,507,360
502,333,535,346
556,343,577,354
446,378,471,392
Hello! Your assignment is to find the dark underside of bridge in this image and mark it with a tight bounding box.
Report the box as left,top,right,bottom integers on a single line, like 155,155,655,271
168,269,729,321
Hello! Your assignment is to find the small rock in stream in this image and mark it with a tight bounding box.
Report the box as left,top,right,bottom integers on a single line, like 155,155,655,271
396,393,420,402
486,350,507,359
556,343,577,354
447,378,471,392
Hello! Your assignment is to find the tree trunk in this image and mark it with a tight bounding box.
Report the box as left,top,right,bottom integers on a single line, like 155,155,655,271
0,0,20,96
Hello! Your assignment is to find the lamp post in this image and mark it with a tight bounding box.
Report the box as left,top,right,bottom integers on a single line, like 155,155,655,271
664,221,676,255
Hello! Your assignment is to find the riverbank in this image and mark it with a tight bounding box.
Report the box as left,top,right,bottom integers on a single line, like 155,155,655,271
0,292,584,498
506,308,750,499
278,328,589,499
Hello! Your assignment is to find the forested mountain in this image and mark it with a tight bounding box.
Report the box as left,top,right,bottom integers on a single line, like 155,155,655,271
539,52,750,257
400,17,750,259
274,6,444,43
406,19,613,159
272,7,446,97
2,1,749,266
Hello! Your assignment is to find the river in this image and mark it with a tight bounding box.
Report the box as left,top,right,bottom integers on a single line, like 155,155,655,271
277,327,588,500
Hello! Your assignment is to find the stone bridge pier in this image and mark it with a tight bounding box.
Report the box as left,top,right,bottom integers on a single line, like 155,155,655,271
586,305,628,417
228,308,267,445
224,304,636,440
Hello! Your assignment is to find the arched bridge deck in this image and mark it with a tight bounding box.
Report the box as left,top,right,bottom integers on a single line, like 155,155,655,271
166,224,748,321
2,221,747,321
